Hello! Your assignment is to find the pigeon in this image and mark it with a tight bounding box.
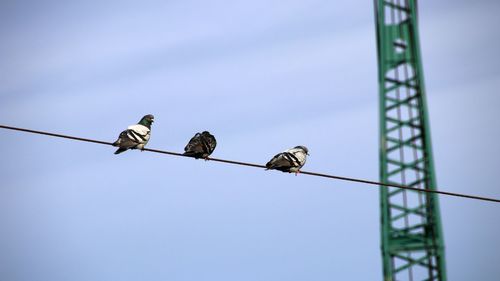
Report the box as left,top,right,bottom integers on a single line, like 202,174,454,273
112,114,154,154
183,131,217,159
266,146,309,174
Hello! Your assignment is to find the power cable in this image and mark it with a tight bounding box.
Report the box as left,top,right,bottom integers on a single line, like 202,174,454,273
1,124,499,204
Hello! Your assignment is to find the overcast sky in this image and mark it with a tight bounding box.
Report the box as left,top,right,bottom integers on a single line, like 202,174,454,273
1,1,499,280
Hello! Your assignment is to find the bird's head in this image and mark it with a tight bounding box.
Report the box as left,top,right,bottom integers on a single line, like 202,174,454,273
295,145,309,155
139,114,155,128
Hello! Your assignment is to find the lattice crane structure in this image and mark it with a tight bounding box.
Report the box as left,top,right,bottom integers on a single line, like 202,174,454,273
374,0,447,280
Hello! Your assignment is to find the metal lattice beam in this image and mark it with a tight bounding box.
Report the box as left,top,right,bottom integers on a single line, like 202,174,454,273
374,0,447,280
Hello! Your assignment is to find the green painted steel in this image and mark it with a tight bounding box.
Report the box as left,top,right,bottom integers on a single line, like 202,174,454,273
374,0,446,280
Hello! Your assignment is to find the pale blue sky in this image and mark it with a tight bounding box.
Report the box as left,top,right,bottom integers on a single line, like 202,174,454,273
1,1,499,280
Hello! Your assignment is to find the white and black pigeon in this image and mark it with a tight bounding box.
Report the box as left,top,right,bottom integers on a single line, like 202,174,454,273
266,146,309,174
112,114,154,154
183,131,217,159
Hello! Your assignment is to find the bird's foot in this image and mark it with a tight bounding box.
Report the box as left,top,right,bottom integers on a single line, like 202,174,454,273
295,170,301,176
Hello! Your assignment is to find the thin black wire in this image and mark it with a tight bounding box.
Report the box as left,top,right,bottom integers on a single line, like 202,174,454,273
1,124,499,204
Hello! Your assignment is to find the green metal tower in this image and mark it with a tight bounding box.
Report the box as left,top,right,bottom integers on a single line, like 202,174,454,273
374,0,446,280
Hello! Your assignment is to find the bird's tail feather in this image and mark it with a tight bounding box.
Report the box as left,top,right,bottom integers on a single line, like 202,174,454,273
183,151,202,159
114,148,127,154
265,162,273,170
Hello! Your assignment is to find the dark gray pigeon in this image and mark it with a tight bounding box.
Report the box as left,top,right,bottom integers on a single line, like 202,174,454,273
112,114,154,154
183,131,217,159
266,146,309,174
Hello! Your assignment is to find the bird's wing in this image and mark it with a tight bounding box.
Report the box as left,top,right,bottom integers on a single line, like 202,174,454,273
114,130,139,148
202,133,217,155
266,152,294,169
288,149,307,166
127,124,150,136
184,133,204,153
126,124,150,144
